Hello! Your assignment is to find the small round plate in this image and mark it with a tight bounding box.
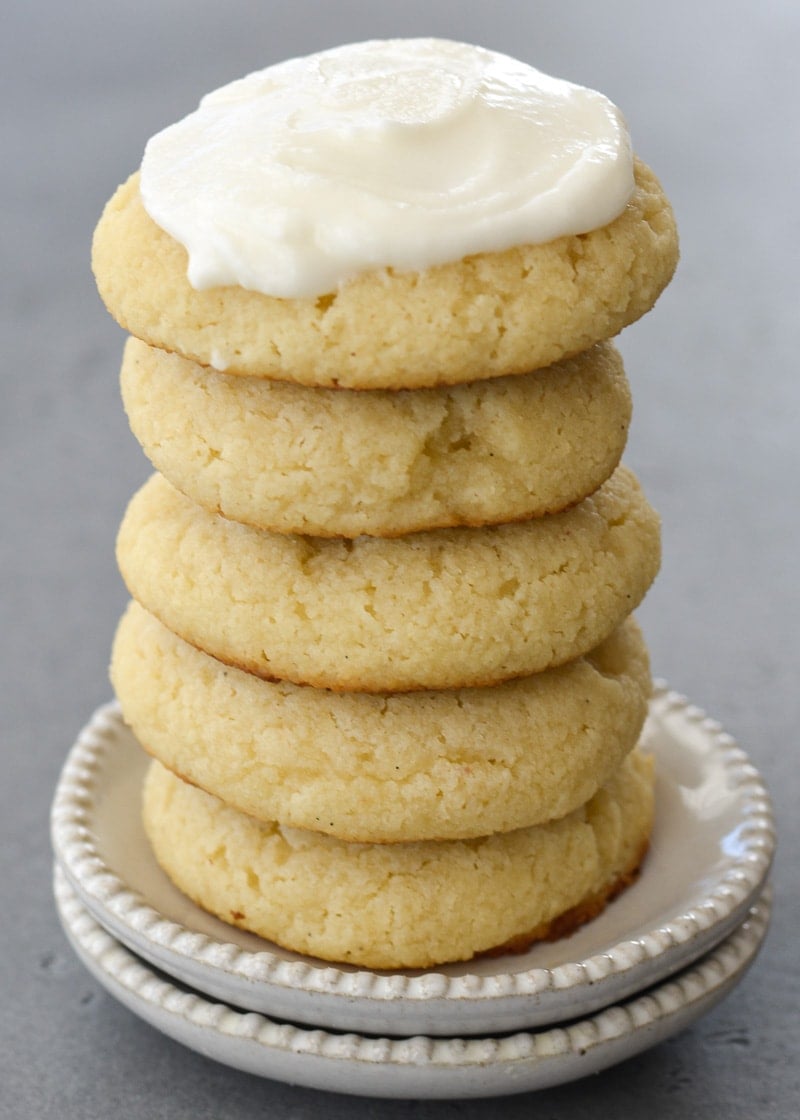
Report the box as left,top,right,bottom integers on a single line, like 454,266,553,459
51,684,774,1037
54,867,772,1100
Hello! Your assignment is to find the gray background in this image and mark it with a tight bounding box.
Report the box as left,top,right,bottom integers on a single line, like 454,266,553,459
2,1,797,1116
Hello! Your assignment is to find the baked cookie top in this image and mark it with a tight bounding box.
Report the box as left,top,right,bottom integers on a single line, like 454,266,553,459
121,336,632,537
116,468,660,692
113,602,650,842
142,749,654,968
93,159,677,389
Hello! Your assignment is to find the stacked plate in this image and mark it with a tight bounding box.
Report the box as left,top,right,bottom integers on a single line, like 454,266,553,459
51,684,775,1099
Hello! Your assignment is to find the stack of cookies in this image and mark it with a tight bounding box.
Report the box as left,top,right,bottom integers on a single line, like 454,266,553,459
92,42,678,969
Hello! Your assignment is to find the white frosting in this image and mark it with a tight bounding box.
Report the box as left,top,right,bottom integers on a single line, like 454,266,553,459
140,39,634,299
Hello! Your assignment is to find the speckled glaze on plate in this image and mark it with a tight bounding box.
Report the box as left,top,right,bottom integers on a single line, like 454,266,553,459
51,683,774,1036
53,867,771,1099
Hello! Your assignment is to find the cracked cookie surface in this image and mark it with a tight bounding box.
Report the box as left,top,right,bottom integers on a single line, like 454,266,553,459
142,749,654,968
114,602,650,841
116,467,660,692
120,337,631,537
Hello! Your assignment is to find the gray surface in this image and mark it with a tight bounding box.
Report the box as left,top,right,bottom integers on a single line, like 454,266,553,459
1,1,797,1115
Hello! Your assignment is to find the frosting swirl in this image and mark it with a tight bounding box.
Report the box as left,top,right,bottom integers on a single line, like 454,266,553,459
140,39,634,298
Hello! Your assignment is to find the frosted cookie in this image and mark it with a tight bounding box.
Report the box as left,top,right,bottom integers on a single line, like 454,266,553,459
142,749,655,969
120,336,632,537
117,468,660,692
112,602,651,842
93,42,677,390
94,160,676,390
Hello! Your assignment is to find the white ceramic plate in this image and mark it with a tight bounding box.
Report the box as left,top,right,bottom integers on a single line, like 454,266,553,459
54,867,772,1099
51,684,774,1036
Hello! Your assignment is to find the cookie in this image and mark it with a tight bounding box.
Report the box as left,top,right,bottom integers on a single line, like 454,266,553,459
142,748,654,969
112,601,650,842
116,467,660,692
120,337,631,538
93,160,677,390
